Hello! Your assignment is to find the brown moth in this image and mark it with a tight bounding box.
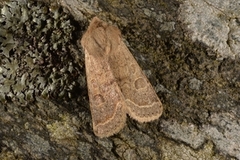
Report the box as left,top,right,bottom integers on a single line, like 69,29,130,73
81,17,163,138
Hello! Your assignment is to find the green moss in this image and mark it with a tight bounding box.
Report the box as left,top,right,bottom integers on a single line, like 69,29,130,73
0,0,84,105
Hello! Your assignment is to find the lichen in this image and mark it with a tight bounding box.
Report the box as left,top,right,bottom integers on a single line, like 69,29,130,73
46,114,79,148
159,137,226,160
0,0,84,105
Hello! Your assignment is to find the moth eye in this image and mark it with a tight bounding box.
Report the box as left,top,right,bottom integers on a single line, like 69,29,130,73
93,94,105,105
134,78,146,89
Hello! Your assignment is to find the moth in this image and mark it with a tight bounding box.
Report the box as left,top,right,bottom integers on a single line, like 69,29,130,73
81,17,163,138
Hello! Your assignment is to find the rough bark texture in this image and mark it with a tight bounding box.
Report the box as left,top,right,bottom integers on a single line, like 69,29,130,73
0,0,240,159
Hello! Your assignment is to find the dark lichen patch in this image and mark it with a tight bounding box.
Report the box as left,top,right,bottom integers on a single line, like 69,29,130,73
113,127,161,160
156,37,240,125
0,0,85,105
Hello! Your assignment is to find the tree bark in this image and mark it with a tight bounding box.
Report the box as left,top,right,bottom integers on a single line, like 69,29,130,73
0,0,240,159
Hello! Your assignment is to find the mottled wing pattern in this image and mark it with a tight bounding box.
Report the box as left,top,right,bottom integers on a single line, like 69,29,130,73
104,21,163,122
81,17,127,138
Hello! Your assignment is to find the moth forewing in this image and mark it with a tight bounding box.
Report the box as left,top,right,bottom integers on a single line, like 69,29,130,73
83,46,127,138
81,16,163,138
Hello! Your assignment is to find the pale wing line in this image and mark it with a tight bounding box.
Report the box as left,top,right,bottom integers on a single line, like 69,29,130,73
118,41,162,105
125,99,161,109
125,100,162,122
94,102,126,127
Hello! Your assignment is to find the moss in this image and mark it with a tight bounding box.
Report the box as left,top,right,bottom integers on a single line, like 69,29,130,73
0,0,84,105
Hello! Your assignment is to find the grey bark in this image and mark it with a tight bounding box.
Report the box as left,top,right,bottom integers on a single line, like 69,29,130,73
0,0,239,159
